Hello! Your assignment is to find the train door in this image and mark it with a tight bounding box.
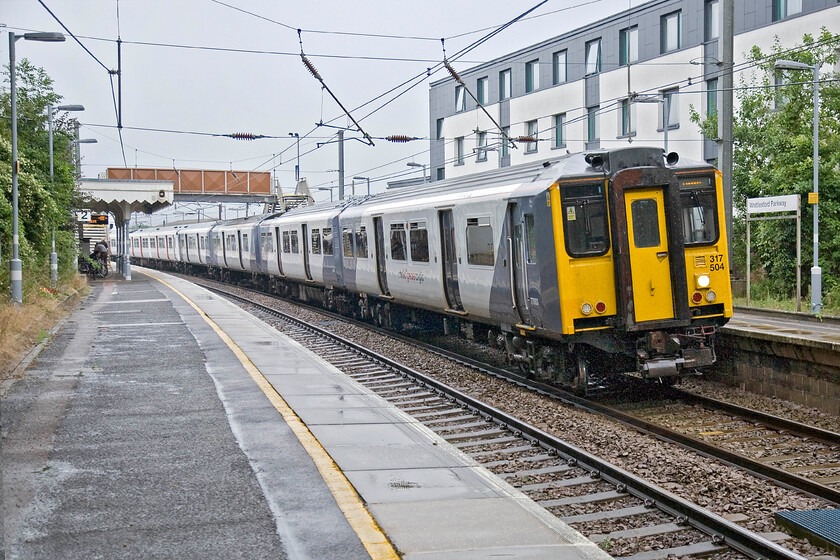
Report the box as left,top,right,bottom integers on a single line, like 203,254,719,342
373,217,390,296
274,227,284,276
301,224,313,281
438,209,463,311
506,203,530,325
624,188,675,322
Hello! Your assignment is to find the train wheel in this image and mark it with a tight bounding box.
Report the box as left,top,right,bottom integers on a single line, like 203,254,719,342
572,356,590,395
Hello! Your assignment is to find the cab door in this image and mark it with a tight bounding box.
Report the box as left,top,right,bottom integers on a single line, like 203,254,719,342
624,188,674,323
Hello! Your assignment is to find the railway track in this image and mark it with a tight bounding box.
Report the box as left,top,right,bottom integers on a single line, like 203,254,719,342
203,283,810,560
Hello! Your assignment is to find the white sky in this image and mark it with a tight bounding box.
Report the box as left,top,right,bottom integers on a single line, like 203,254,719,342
4,0,647,215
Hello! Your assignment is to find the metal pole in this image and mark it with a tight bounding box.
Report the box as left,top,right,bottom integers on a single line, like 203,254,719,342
48,106,58,287
746,215,751,307
9,33,22,304
719,0,735,269
663,94,670,153
296,135,300,182
810,64,821,314
338,129,345,200
74,120,81,178
796,199,801,313
366,177,370,195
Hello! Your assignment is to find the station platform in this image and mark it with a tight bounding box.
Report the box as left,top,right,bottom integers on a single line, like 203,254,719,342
3,269,611,560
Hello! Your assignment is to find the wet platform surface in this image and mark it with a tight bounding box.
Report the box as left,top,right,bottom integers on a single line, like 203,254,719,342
727,308,840,349
3,269,611,560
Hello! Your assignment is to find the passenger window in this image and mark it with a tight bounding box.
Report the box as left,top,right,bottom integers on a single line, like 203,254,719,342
342,228,354,258
356,226,368,258
631,199,661,248
525,214,536,263
466,217,494,266
409,222,429,263
562,182,610,257
322,227,333,255
680,177,718,245
311,229,321,254
290,230,299,253
390,223,407,261
241,233,249,252
282,231,291,253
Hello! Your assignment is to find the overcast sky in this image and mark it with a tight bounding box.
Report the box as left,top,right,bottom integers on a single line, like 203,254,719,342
4,0,647,212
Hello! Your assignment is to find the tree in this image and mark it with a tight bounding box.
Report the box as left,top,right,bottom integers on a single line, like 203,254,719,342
692,29,840,304
2,59,79,297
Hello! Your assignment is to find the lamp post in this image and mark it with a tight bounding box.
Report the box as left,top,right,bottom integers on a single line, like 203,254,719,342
353,176,370,195
317,186,337,202
775,59,821,313
9,30,66,304
289,132,300,182
48,104,84,287
73,119,97,178
406,161,427,182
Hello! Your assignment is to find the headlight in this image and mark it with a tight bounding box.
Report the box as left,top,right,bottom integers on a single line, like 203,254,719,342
696,274,711,289
706,290,717,303
581,302,592,315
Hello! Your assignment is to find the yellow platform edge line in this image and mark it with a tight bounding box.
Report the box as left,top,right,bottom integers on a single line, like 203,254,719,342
151,275,401,560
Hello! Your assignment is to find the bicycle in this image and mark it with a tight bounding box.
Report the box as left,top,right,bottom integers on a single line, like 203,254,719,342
79,255,111,279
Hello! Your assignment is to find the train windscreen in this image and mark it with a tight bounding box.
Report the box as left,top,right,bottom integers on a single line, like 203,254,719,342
679,176,718,245
561,182,610,257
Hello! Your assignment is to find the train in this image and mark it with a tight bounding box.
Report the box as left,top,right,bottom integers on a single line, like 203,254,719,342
130,146,732,393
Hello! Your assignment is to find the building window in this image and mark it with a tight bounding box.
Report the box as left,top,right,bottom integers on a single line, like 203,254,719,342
552,50,567,84
706,78,718,117
525,120,538,153
661,11,681,53
455,137,464,165
455,85,466,112
620,98,635,136
501,127,510,158
705,0,720,41
525,59,540,93
499,69,511,100
773,0,802,21
619,26,638,66
477,76,488,105
436,118,444,140
436,167,445,181
553,114,565,148
587,106,599,142
585,39,601,75
663,89,679,128
476,131,488,162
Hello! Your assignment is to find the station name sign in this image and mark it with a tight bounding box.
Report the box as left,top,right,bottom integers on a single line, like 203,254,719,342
746,194,800,214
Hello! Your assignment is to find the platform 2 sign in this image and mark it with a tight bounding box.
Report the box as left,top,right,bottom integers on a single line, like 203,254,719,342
746,194,800,214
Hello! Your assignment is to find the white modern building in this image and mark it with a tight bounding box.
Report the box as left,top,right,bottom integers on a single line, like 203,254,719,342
429,0,840,180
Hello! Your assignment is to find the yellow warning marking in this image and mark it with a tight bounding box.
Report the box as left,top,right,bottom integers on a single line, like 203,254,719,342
147,273,400,560
699,431,725,436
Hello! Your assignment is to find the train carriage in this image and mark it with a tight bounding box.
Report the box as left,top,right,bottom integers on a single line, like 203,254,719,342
129,147,732,393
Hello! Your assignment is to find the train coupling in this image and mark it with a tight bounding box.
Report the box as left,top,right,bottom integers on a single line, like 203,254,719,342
636,329,716,378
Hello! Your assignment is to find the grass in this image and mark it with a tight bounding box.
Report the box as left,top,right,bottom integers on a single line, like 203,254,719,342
0,275,88,382
733,294,840,317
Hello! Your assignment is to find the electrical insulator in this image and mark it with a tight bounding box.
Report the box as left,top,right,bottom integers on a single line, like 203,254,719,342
229,132,258,140
444,60,461,82
301,55,322,81
516,136,537,143
386,135,414,143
